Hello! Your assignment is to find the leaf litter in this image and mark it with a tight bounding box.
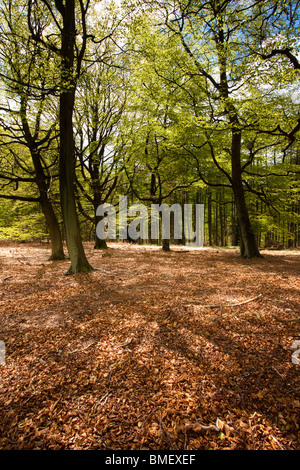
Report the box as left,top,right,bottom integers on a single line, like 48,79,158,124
0,241,299,450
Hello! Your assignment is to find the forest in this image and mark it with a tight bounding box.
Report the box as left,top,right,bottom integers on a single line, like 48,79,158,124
0,0,299,454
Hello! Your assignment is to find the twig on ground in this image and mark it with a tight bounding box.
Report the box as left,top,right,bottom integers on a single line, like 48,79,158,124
270,435,284,450
118,337,134,347
272,314,300,323
134,407,159,442
204,294,262,308
159,418,177,450
185,422,219,433
185,294,262,309
272,366,284,378
68,341,97,354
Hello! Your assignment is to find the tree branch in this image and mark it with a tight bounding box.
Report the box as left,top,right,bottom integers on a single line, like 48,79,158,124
0,194,40,202
262,48,300,69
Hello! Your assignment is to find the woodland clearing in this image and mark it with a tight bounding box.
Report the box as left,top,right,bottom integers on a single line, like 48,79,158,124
0,242,299,450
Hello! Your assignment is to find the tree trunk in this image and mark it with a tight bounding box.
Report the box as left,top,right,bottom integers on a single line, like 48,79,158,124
94,237,108,249
214,198,219,246
31,153,65,261
59,89,93,273
231,131,262,258
30,159,65,261
39,191,65,260
92,165,108,249
207,189,212,246
216,19,262,259
162,238,170,252
94,214,108,249
59,0,92,274
20,100,65,261
42,204,65,261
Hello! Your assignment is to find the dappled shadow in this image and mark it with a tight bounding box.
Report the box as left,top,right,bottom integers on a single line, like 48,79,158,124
0,243,299,450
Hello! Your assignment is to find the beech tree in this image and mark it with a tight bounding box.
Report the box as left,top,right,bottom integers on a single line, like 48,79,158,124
133,0,298,257
148,0,265,257
74,47,128,249
26,0,94,273
0,1,64,259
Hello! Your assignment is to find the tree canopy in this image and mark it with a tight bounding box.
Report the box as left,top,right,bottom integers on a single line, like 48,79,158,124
0,0,299,268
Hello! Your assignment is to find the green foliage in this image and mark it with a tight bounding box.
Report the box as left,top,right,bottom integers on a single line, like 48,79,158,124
0,199,47,241
0,0,299,249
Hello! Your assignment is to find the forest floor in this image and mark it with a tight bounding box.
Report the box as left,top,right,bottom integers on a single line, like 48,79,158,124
0,241,299,451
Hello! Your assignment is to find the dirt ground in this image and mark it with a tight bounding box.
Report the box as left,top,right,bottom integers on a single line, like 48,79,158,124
0,241,299,450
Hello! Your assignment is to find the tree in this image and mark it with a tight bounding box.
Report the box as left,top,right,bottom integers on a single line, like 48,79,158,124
254,0,300,158
241,0,300,248
135,0,296,257
27,0,94,273
122,68,198,248
74,47,128,249
152,0,267,257
0,1,64,259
